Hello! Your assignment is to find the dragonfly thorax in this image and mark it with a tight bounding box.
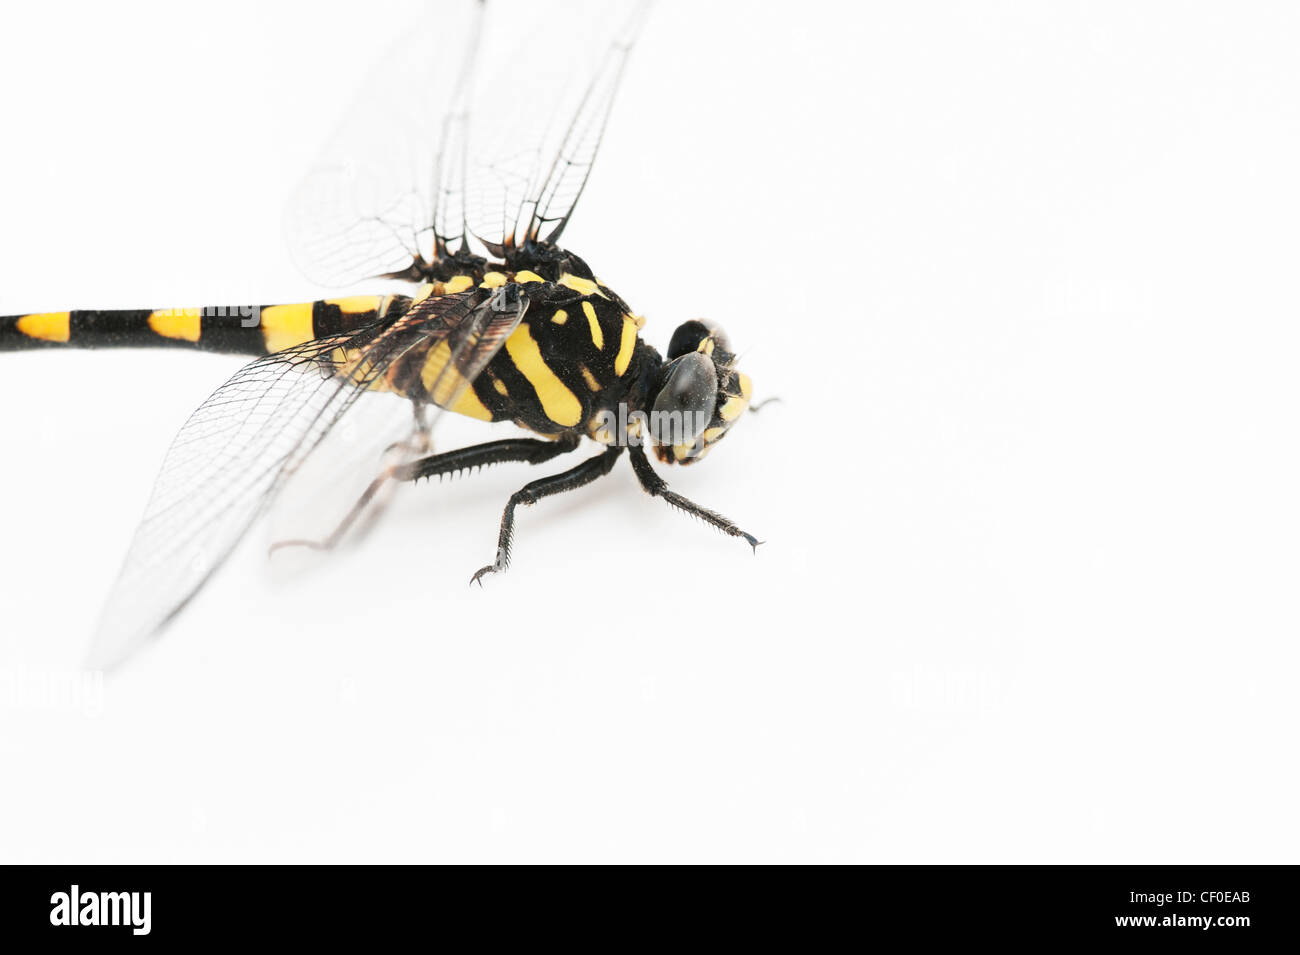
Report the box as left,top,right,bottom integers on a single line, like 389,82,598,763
388,250,659,449
393,248,753,466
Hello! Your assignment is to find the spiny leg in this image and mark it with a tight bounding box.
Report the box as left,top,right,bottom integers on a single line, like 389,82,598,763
271,435,580,554
627,444,760,551
396,433,579,483
472,446,624,586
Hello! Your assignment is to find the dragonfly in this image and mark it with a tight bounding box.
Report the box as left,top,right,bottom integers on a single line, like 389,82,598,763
0,0,763,668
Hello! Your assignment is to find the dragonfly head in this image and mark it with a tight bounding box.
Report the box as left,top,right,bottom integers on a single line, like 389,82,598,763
647,320,752,465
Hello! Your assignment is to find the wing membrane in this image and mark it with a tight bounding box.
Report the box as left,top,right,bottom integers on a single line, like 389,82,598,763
94,0,654,664
88,287,527,668
523,1,651,247
285,0,650,284
284,2,484,286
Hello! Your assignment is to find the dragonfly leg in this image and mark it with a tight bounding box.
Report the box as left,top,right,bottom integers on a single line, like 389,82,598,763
271,435,580,555
471,445,624,586
394,434,579,483
270,470,395,555
627,445,761,551
388,400,433,456
360,404,436,541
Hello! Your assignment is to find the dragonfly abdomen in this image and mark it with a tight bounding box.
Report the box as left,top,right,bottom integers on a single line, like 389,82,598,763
0,295,410,355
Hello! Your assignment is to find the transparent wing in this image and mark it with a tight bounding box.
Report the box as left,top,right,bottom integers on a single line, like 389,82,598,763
285,0,650,285
476,0,651,251
265,386,429,554
88,286,528,669
284,1,484,287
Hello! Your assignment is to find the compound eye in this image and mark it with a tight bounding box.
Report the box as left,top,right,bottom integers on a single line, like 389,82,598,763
667,320,711,360
651,352,718,444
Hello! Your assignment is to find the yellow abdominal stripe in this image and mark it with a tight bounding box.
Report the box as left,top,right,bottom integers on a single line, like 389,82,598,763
16,311,70,342
325,295,384,314
148,308,201,342
260,303,315,353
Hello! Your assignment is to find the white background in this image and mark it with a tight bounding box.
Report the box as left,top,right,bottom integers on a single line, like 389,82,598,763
1,0,1297,863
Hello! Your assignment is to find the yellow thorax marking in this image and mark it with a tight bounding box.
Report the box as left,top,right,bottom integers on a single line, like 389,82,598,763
613,314,639,376
551,308,568,325
579,364,601,392
148,308,201,343
514,270,546,284
504,324,582,427
480,271,507,289
418,275,473,301
558,273,606,298
260,303,314,353
420,339,492,420
582,300,604,350
16,311,70,343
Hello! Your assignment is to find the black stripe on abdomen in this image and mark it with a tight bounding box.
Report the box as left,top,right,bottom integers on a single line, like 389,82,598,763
0,306,268,353
1,294,414,355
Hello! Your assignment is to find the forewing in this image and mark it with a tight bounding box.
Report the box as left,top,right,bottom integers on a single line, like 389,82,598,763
284,1,484,286
407,280,528,421
264,287,529,553
520,1,651,247
284,0,650,284
463,0,650,254
87,288,516,669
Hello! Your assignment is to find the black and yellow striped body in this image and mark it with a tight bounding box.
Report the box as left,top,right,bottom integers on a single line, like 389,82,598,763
385,269,658,441
0,263,661,445
0,295,407,355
